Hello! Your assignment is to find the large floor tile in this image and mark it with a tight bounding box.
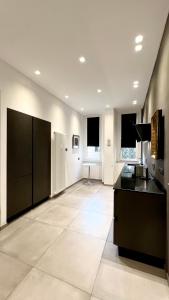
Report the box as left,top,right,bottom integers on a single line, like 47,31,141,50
54,194,88,210
8,268,90,300
0,252,30,300
93,261,169,300
102,242,166,279
37,230,105,293
0,221,64,266
69,211,112,240
83,198,113,216
0,217,33,245
25,200,57,220
36,205,79,227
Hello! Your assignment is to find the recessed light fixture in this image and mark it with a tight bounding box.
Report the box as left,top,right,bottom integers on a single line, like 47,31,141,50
79,56,86,64
132,100,137,105
65,95,69,99
34,70,41,75
135,35,143,44
133,81,139,88
97,89,102,93
133,81,139,85
106,104,110,108
135,44,143,52
80,107,84,112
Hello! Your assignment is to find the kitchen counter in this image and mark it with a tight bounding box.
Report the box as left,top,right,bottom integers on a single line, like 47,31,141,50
113,165,165,195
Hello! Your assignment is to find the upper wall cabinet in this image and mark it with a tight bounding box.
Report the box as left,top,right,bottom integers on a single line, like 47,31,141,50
87,117,100,147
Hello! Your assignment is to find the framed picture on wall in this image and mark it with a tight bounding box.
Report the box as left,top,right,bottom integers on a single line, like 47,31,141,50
151,109,164,159
72,135,80,149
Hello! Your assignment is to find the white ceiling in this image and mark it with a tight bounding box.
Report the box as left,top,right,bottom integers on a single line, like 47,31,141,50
0,0,168,114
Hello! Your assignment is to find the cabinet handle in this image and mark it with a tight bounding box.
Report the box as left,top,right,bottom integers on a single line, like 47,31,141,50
114,216,118,222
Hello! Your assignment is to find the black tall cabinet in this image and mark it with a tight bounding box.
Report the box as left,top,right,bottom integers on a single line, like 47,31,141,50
7,109,33,219
33,118,51,205
7,109,51,220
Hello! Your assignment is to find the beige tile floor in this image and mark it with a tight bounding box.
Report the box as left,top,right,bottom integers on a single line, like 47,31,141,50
0,180,168,300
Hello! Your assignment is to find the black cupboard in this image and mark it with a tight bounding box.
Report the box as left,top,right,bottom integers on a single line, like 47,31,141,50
7,108,51,220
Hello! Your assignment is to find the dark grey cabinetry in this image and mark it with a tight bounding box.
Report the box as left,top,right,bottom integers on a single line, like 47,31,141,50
7,109,33,219
113,165,166,263
7,109,51,220
114,189,166,260
33,118,51,205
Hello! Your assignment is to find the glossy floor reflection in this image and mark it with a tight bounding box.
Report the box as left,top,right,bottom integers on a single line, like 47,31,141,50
0,180,168,300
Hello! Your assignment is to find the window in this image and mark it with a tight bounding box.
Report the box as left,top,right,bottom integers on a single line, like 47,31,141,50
121,148,136,160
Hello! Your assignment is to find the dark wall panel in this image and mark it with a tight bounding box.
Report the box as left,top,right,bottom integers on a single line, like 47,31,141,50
7,109,33,219
33,118,51,205
87,117,99,147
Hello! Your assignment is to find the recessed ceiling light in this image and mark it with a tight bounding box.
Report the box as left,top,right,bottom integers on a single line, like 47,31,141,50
106,104,110,108
133,81,139,85
97,89,102,93
133,81,139,88
34,70,41,75
79,56,86,64
135,35,143,44
135,44,143,52
132,100,137,105
65,95,69,99
80,107,84,111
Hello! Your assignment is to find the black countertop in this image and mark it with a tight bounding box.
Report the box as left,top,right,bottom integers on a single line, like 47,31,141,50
113,165,165,195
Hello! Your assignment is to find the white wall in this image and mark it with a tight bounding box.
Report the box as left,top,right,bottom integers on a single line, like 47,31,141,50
0,59,83,226
102,110,116,185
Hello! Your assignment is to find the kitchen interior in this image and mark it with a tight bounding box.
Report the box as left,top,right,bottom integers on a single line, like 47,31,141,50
0,3,169,300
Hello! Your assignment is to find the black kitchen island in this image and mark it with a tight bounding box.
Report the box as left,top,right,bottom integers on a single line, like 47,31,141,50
113,165,166,267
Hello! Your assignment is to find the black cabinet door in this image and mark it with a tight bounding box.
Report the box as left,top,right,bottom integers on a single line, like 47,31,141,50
114,189,166,259
33,118,51,205
7,109,33,219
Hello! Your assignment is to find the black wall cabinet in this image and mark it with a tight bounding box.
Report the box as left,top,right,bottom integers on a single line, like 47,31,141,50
7,109,51,220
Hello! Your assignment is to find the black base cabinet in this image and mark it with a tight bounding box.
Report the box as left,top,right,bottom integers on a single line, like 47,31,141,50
7,109,51,221
114,189,166,260
113,165,166,267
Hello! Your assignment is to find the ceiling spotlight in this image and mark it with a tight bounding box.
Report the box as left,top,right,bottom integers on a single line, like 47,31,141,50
79,56,86,64
133,81,139,85
133,81,139,88
135,35,143,44
34,70,41,75
135,44,143,52
65,95,69,99
97,89,102,93
80,107,84,111
132,100,137,105
106,104,110,108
